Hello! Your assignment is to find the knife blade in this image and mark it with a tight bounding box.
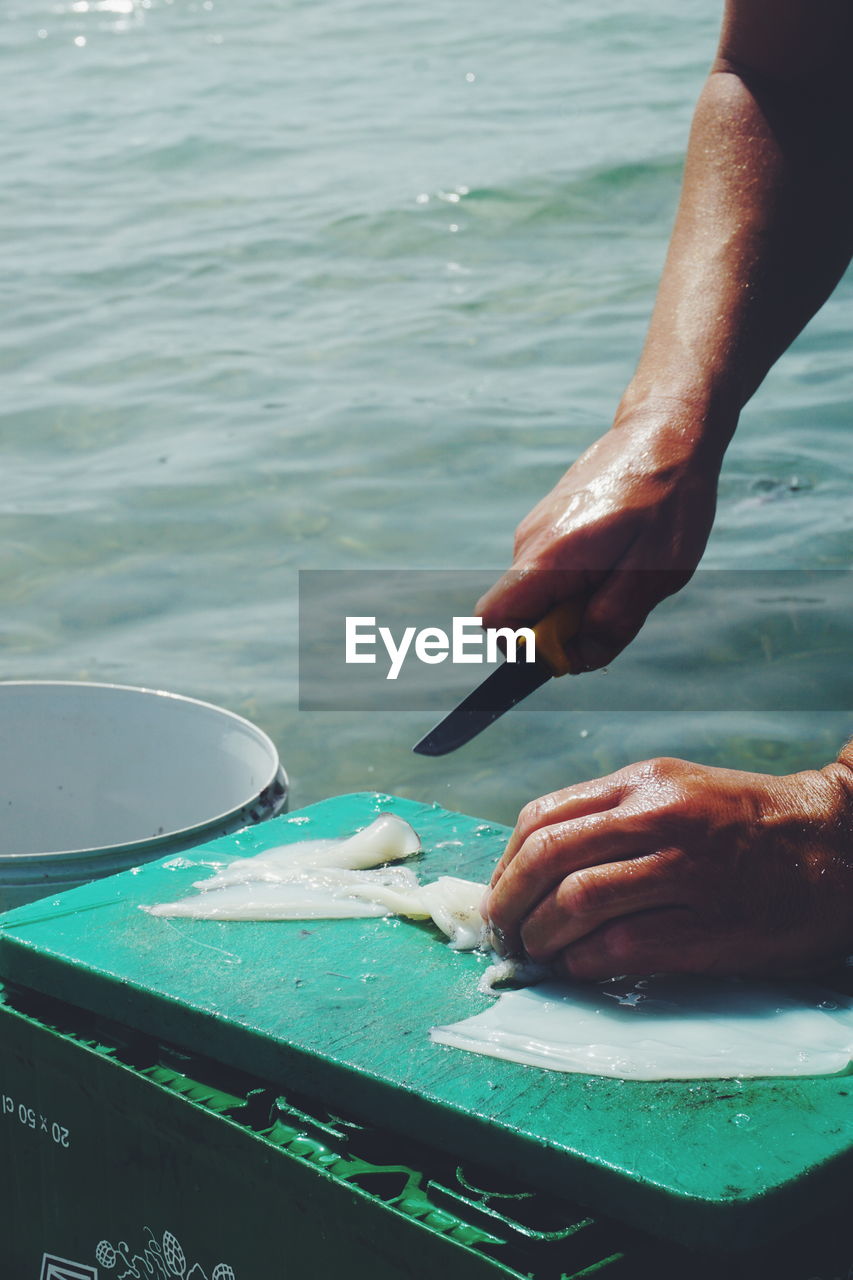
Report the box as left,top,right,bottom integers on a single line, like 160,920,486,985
412,599,584,756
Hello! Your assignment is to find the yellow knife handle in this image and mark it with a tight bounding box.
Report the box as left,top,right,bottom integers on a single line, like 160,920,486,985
531,599,585,677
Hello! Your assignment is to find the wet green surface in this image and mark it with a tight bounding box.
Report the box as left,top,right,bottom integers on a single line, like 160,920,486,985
1,792,852,1249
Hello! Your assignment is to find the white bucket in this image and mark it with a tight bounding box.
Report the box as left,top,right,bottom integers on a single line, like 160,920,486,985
0,681,288,911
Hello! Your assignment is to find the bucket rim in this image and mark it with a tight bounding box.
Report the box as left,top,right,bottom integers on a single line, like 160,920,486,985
0,680,288,862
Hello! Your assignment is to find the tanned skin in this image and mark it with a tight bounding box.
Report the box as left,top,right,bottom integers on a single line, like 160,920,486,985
478,1,853,979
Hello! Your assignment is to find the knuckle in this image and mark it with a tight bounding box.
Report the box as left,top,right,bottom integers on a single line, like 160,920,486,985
609,762,644,794
631,757,691,807
517,798,547,833
654,755,689,780
520,826,562,871
514,793,555,834
641,755,677,781
561,870,605,919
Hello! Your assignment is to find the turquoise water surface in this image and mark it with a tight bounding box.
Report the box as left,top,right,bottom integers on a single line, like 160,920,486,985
3,0,851,822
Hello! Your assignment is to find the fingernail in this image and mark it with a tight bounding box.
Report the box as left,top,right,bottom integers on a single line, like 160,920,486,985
488,920,508,956
479,889,491,920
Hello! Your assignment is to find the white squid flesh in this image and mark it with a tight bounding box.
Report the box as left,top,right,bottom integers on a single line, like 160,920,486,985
432,974,853,1080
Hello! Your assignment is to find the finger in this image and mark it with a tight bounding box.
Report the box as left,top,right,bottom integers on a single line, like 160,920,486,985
520,849,685,962
556,907,707,981
490,772,628,888
476,566,593,632
486,810,651,948
573,563,692,671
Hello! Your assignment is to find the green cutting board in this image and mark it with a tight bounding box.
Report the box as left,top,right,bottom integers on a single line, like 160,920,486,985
0,792,851,1251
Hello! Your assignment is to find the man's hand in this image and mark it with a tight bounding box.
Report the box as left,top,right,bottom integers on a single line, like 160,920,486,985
482,755,853,980
476,402,724,671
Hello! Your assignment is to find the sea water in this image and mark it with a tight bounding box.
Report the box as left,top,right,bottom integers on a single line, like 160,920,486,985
2,0,851,822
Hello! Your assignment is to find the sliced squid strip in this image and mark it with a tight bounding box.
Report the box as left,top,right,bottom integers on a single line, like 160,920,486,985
431,975,853,1080
194,813,422,892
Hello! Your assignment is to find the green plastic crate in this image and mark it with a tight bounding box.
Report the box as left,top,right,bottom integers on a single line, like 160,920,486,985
0,980,641,1278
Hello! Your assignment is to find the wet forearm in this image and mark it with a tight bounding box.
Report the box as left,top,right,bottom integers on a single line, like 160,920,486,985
619,17,853,449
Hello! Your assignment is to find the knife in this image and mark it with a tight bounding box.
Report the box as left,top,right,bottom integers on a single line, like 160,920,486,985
412,599,585,756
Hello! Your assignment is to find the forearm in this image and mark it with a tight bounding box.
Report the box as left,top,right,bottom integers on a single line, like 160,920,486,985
480,4,853,662
619,23,853,452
